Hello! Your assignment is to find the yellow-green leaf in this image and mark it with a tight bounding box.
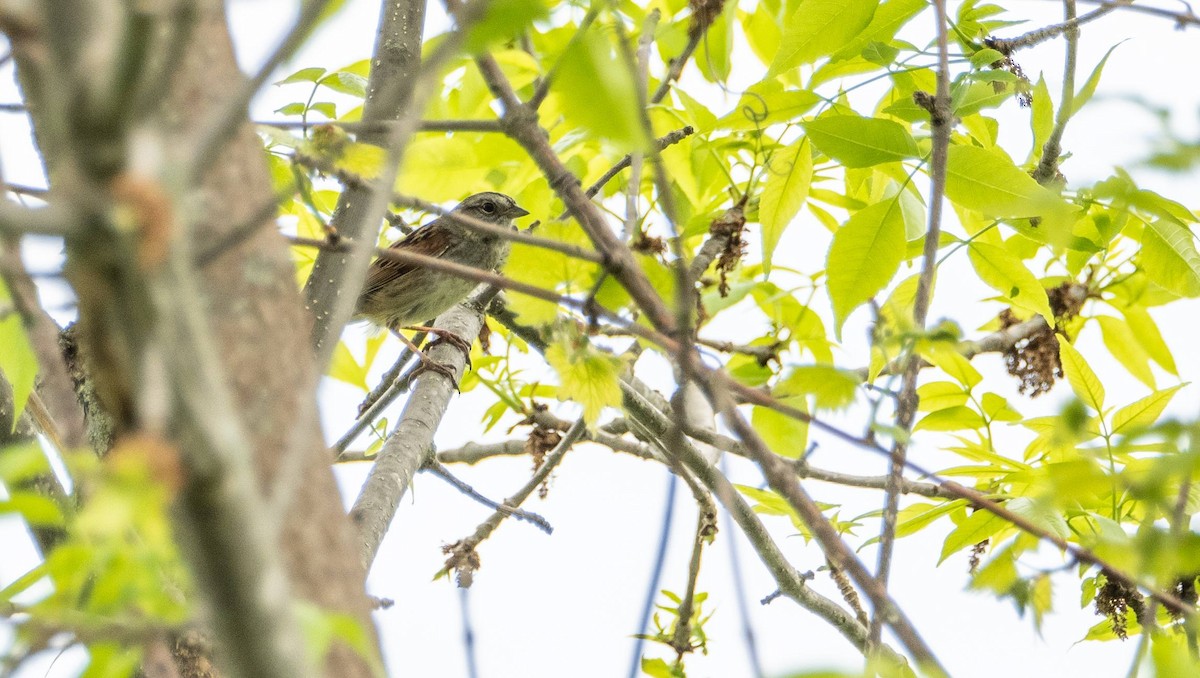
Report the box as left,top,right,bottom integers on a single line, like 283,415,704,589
967,241,1054,322
752,397,809,458
1111,384,1185,435
1028,75,1053,164
327,340,368,391
827,197,906,334
0,279,37,429
830,0,925,61
945,144,1070,219
1123,306,1178,375
1071,43,1121,116
802,115,919,168
1095,315,1155,389
1059,339,1105,412
776,365,861,410
917,381,969,412
760,137,813,271
557,31,648,150
914,406,986,432
768,0,878,76
546,339,624,424
1141,219,1200,297
940,508,1005,563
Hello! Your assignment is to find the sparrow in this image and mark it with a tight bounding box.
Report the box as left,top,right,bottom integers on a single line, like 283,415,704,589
355,192,528,379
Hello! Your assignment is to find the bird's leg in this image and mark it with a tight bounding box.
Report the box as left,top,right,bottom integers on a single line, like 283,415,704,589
406,325,473,370
391,330,461,389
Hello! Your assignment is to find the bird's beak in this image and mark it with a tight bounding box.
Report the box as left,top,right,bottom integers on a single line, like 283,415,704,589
508,205,530,218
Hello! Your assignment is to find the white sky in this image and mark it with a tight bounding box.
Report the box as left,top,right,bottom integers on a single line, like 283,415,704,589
3,1,1200,677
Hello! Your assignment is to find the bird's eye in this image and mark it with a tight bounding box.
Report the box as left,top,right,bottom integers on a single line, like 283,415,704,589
481,201,496,214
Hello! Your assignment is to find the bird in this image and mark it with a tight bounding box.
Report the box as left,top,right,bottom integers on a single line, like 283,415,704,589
355,191,529,380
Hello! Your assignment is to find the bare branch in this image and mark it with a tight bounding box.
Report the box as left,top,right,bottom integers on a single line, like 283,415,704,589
423,461,553,534
257,118,504,134
1031,0,1080,185
987,0,1125,53
870,0,955,652
348,286,494,570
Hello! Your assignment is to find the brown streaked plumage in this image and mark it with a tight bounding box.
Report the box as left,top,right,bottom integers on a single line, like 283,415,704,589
354,192,529,331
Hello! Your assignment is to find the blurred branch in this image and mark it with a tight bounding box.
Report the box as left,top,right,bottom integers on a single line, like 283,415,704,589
0,238,88,447
257,118,504,133
187,0,334,180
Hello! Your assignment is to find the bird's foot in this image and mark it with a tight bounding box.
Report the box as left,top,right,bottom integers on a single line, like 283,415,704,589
408,326,473,370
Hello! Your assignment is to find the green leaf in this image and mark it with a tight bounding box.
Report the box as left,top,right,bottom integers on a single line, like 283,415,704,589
969,48,1006,68
275,67,326,85
980,392,1021,422
940,508,1005,563
768,0,878,76
1096,315,1155,388
1028,75,1053,164
327,340,367,391
0,280,37,429
465,0,548,52
1059,339,1105,412
945,144,1070,219
752,398,809,458
546,337,624,425
926,344,982,389
760,137,813,271
830,0,925,61
776,365,861,410
1141,219,1200,297
0,492,64,526
802,116,919,168
967,241,1054,322
275,102,306,116
914,406,986,432
319,71,368,98
1071,42,1122,116
917,381,969,412
826,198,906,334
717,87,821,130
557,31,648,150
1123,306,1178,375
1111,384,1185,435
310,102,337,119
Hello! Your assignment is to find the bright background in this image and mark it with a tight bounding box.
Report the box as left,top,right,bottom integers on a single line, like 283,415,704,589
3,1,1200,676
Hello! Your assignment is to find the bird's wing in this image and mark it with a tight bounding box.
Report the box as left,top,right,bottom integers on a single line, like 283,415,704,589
360,222,453,298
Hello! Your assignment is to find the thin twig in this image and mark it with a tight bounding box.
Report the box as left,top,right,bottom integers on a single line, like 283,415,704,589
869,0,955,653
451,418,585,555
1070,0,1199,27
1032,0,1080,185
392,193,604,263
573,126,696,214
257,118,504,134
987,0,1125,53
423,460,553,534
331,343,421,456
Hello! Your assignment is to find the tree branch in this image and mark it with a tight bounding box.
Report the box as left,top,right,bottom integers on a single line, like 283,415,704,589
870,0,955,652
348,286,494,570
